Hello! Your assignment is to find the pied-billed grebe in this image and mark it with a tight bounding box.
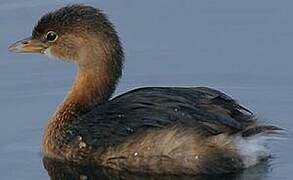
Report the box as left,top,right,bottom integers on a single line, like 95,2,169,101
9,4,282,175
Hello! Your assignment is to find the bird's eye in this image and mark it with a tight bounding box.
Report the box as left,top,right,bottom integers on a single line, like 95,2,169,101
45,31,58,42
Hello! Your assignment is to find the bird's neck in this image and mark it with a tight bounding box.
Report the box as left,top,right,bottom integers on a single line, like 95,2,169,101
56,40,122,118
57,66,113,116
42,36,123,155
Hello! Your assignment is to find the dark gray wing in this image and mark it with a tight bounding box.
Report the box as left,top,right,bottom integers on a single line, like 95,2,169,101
80,87,255,146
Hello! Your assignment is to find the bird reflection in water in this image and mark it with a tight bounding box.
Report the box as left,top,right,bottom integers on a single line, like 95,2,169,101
43,157,271,180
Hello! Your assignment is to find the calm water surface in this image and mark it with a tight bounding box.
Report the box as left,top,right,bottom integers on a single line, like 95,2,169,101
0,0,292,179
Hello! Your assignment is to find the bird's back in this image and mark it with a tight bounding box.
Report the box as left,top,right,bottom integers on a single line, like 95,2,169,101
82,87,255,142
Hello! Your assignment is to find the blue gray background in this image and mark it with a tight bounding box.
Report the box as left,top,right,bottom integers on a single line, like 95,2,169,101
0,0,292,179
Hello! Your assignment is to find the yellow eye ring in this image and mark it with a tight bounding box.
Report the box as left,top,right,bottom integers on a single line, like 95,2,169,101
45,31,58,42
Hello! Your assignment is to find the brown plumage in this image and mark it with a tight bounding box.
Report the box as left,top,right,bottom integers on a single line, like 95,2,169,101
9,4,282,175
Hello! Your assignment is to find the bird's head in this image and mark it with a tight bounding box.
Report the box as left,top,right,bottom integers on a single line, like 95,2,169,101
9,4,123,66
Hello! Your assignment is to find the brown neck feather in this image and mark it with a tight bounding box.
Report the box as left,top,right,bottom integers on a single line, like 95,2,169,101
43,35,123,156
42,10,124,157
57,37,122,117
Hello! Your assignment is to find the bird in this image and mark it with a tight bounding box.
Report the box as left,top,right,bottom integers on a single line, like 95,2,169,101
9,4,282,175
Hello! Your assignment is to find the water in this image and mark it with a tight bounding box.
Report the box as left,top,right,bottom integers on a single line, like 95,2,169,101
0,0,292,179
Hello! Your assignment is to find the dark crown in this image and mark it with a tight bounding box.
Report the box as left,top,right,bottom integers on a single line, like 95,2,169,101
32,4,115,38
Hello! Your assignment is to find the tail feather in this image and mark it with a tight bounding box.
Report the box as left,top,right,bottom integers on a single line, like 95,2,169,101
234,124,285,168
241,125,284,137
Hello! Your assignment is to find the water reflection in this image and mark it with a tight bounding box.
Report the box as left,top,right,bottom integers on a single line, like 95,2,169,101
43,157,271,180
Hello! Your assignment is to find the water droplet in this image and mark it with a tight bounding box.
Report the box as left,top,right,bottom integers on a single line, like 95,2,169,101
80,175,88,180
126,127,133,132
79,142,87,148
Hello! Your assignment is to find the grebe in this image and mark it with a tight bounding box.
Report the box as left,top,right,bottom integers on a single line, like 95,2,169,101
9,5,281,174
